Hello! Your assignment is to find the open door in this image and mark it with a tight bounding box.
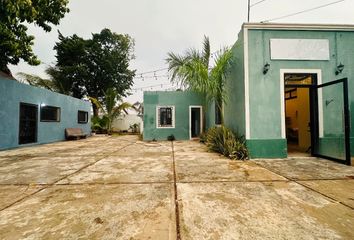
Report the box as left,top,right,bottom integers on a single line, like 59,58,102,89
313,78,351,165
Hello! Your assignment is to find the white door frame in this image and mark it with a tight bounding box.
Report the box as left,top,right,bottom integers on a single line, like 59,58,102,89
189,105,203,140
280,69,323,139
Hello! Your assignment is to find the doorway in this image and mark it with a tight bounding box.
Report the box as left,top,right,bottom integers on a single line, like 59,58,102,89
284,73,314,157
19,103,38,145
282,71,351,165
190,106,202,139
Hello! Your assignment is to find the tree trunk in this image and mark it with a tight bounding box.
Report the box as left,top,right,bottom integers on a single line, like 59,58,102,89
92,102,99,117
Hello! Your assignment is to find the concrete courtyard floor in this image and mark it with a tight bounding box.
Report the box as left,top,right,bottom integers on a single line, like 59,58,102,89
0,135,353,239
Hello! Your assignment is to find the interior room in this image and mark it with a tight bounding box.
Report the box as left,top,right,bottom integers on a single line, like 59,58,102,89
284,74,312,156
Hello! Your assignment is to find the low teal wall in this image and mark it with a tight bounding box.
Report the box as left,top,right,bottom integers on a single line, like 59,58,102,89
246,139,287,158
0,78,91,150
143,91,205,140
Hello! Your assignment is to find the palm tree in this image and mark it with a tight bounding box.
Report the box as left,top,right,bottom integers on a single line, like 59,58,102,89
89,88,132,134
17,69,71,95
166,36,232,124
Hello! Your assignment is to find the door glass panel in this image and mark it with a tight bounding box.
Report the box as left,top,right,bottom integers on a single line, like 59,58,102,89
315,81,346,161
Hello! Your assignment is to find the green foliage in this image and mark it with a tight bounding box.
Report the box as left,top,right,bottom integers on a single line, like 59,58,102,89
16,72,70,94
0,0,69,71
205,126,248,160
167,134,175,141
199,131,208,143
129,123,139,133
91,116,109,133
90,88,133,134
166,36,232,124
49,29,135,105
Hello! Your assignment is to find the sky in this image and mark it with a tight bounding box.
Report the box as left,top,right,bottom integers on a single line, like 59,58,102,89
8,0,354,103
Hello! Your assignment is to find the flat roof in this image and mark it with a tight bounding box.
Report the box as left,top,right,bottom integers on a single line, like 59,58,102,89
243,22,354,31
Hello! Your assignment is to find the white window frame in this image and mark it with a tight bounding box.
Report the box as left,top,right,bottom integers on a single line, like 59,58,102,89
156,106,175,129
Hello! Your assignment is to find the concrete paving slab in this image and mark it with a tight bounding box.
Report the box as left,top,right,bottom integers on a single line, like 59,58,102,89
254,158,354,180
111,141,172,157
178,182,354,240
0,184,176,240
0,185,44,210
176,156,286,182
173,140,209,153
58,155,173,184
0,156,99,184
299,180,354,208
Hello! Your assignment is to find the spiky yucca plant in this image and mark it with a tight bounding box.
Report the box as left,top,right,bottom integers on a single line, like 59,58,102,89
206,126,248,160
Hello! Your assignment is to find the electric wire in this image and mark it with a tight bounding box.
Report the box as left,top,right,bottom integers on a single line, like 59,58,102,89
262,0,345,22
251,0,268,7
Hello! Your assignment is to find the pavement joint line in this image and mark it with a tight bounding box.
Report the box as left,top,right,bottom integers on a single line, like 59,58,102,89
252,161,354,210
3,178,354,186
176,179,291,183
0,182,175,186
0,141,136,212
171,141,181,240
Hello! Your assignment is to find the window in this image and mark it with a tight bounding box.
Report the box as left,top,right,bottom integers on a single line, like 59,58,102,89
78,111,88,123
157,106,175,128
40,106,60,122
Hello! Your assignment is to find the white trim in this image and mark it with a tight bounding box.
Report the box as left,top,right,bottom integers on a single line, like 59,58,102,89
156,105,175,129
189,105,203,140
244,27,250,139
243,23,354,31
279,69,323,139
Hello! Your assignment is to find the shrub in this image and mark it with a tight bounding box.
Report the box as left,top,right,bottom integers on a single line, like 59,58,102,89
199,131,207,143
205,126,248,160
167,134,175,141
91,116,109,134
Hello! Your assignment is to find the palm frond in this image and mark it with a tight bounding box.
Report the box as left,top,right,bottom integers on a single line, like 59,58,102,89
88,96,105,114
17,72,56,91
202,35,211,67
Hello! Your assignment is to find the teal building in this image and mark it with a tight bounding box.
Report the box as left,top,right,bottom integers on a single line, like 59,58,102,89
225,23,354,165
143,91,207,141
0,76,91,150
144,23,354,165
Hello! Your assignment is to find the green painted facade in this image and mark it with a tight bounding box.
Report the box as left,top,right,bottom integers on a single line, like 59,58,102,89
143,91,205,140
225,23,354,159
224,30,246,137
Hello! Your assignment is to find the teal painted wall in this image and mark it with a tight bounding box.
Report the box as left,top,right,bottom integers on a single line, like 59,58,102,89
224,30,246,137
143,91,205,140
0,78,91,150
206,100,215,129
224,27,354,158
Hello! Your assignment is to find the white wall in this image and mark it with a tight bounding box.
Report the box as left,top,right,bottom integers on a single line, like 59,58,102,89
112,114,143,133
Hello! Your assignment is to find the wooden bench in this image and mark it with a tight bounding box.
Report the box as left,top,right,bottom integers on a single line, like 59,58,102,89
65,128,87,140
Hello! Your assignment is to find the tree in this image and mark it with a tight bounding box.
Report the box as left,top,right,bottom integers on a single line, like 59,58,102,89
0,0,69,72
89,88,133,134
50,29,135,116
166,36,232,123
